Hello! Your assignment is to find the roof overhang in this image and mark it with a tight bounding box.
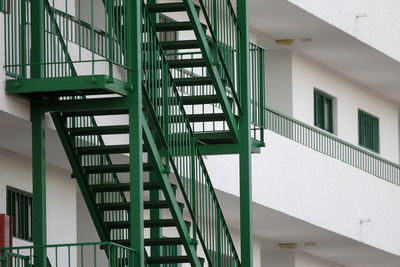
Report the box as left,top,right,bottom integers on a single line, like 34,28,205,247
249,0,400,103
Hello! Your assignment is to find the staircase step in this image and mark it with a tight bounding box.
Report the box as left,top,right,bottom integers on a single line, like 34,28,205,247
69,125,129,136
153,95,224,106
113,237,183,247
82,163,153,174
144,58,207,70
146,256,191,264
105,219,190,229
146,3,199,13
91,182,177,193
98,200,184,211
145,237,183,246
145,200,184,210
76,145,130,155
160,40,200,50
154,22,206,32
185,113,229,122
174,77,215,87
180,95,220,105
62,108,128,117
168,58,207,68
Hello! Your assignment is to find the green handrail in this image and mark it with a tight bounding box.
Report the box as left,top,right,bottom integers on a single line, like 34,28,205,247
265,107,400,185
3,0,130,79
142,4,240,266
0,242,135,267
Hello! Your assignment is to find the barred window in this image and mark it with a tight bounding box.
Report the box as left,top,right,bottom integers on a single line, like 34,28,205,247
6,187,33,242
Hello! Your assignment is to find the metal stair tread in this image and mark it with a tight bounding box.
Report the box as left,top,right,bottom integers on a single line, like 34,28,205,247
146,2,200,13
184,113,232,122
174,77,219,86
105,219,190,229
168,58,207,68
82,163,153,174
147,39,211,50
113,237,183,247
69,125,129,136
144,58,207,69
154,21,206,32
97,200,184,211
76,145,130,155
62,108,128,117
146,256,205,264
90,182,177,192
180,95,220,105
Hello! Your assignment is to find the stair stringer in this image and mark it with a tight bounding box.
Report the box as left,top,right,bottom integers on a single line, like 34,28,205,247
142,112,203,267
51,113,110,242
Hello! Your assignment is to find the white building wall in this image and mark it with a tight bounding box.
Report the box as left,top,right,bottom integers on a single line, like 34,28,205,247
291,52,400,163
204,130,400,257
261,251,295,267
295,253,342,267
287,0,400,63
265,49,293,116
0,149,77,246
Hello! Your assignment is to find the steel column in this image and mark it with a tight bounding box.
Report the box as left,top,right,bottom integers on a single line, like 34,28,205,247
237,0,253,266
31,105,47,267
127,0,143,266
30,0,45,78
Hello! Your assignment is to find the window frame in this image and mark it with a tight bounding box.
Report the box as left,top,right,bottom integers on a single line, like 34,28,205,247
6,186,33,242
314,89,334,134
358,109,379,153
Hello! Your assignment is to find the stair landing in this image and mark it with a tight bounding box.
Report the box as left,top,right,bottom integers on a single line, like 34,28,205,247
6,75,128,98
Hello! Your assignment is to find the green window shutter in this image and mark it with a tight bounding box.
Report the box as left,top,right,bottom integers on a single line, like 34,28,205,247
314,90,333,133
358,109,379,153
314,92,325,128
6,187,33,242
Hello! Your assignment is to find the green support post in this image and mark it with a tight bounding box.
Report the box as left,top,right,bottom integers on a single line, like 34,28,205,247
237,0,253,267
150,171,161,266
127,0,143,266
30,0,45,78
31,105,47,267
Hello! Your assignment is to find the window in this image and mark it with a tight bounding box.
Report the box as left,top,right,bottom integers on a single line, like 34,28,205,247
314,90,334,133
6,187,33,242
358,109,379,153
162,244,178,267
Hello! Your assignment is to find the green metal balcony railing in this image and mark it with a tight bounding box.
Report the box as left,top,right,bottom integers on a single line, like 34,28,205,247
142,4,240,266
250,43,265,142
0,242,135,267
265,107,400,185
4,0,130,79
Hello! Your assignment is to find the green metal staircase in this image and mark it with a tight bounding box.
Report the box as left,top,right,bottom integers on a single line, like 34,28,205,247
2,0,265,266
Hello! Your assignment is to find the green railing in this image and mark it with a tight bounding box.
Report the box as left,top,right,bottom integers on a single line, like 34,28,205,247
142,4,240,267
195,0,240,107
265,107,400,185
0,242,135,267
165,42,266,143
4,0,130,79
250,43,265,142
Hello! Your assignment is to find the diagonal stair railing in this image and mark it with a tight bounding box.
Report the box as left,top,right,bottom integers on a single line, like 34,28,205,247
186,0,241,113
142,4,240,266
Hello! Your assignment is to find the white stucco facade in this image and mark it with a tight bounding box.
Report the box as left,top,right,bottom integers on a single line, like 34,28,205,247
1,0,400,266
